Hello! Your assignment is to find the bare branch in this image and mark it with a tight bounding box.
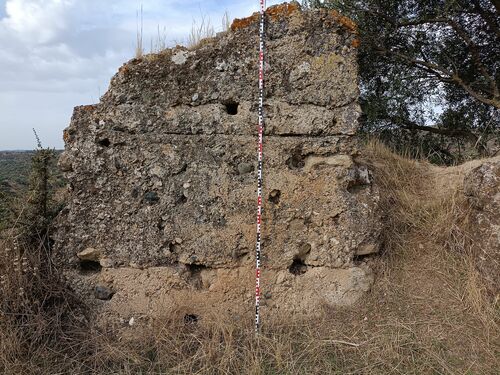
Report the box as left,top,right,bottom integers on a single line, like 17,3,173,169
446,19,498,97
376,48,500,108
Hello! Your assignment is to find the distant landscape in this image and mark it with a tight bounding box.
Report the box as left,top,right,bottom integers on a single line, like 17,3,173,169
0,150,63,228
0,151,34,185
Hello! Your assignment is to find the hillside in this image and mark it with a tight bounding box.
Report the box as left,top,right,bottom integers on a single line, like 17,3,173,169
0,151,33,188
0,151,63,229
0,151,33,228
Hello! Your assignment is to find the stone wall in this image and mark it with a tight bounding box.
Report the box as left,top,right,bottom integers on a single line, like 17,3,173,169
464,159,500,299
55,3,382,323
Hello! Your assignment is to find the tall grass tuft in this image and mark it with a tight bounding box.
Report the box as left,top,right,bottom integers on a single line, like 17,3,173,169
222,11,230,32
150,25,168,54
135,5,144,58
188,14,215,49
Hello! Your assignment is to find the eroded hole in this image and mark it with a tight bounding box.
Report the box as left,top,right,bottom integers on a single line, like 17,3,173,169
269,189,281,204
184,314,199,324
98,138,111,147
177,193,188,204
288,259,307,276
79,260,102,274
131,187,140,198
157,219,165,231
347,184,369,194
185,263,208,289
353,253,376,265
169,242,177,253
186,263,207,276
347,166,371,194
144,191,160,205
224,101,239,115
286,145,305,170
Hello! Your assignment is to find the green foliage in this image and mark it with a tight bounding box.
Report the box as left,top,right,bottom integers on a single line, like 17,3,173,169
0,152,33,230
19,148,62,248
0,150,64,233
304,0,500,163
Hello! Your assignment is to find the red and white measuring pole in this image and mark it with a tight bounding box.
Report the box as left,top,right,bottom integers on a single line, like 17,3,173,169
255,0,266,333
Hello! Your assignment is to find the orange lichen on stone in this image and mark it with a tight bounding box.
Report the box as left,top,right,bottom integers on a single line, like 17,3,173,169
231,2,301,31
118,64,130,76
79,105,96,112
63,129,70,143
73,104,96,113
266,2,300,20
230,13,259,31
351,38,360,48
329,10,358,34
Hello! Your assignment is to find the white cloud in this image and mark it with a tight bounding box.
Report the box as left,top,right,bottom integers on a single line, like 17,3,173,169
2,0,74,44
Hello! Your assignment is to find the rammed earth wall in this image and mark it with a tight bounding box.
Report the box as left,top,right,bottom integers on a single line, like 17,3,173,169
55,2,382,322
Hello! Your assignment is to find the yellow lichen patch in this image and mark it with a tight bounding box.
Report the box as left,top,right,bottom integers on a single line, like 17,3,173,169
351,38,360,48
63,129,70,143
329,10,358,34
311,53,345,78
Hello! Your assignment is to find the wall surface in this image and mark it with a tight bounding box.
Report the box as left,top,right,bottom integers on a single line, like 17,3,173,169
55,3,382,324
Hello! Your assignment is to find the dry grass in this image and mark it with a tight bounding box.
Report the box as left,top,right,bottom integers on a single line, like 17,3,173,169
221,11,231,33
89,312,352,374
0,234,93,374
187,15,215,49
150,25,168,54
135,10,231,57
135,5,144,59
1,141,498,374
361,140,498,360
361,140,476,254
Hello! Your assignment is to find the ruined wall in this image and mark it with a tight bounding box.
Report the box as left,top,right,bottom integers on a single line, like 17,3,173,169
55,3,382,323
464,159,500,299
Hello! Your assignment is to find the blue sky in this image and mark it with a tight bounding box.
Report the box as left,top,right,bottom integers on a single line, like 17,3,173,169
0,0,283,150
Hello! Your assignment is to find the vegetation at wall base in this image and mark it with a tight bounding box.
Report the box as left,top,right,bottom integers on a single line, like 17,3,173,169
0,146,91,374
0,141,498,374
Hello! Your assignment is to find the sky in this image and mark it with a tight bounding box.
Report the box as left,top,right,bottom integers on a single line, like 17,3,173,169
0,0,283,150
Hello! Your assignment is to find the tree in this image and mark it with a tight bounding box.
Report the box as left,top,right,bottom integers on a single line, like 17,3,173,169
304,0,499,163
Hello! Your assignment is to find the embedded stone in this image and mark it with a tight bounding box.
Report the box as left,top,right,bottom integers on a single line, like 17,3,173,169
77,248,101,262
94,285,114,301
